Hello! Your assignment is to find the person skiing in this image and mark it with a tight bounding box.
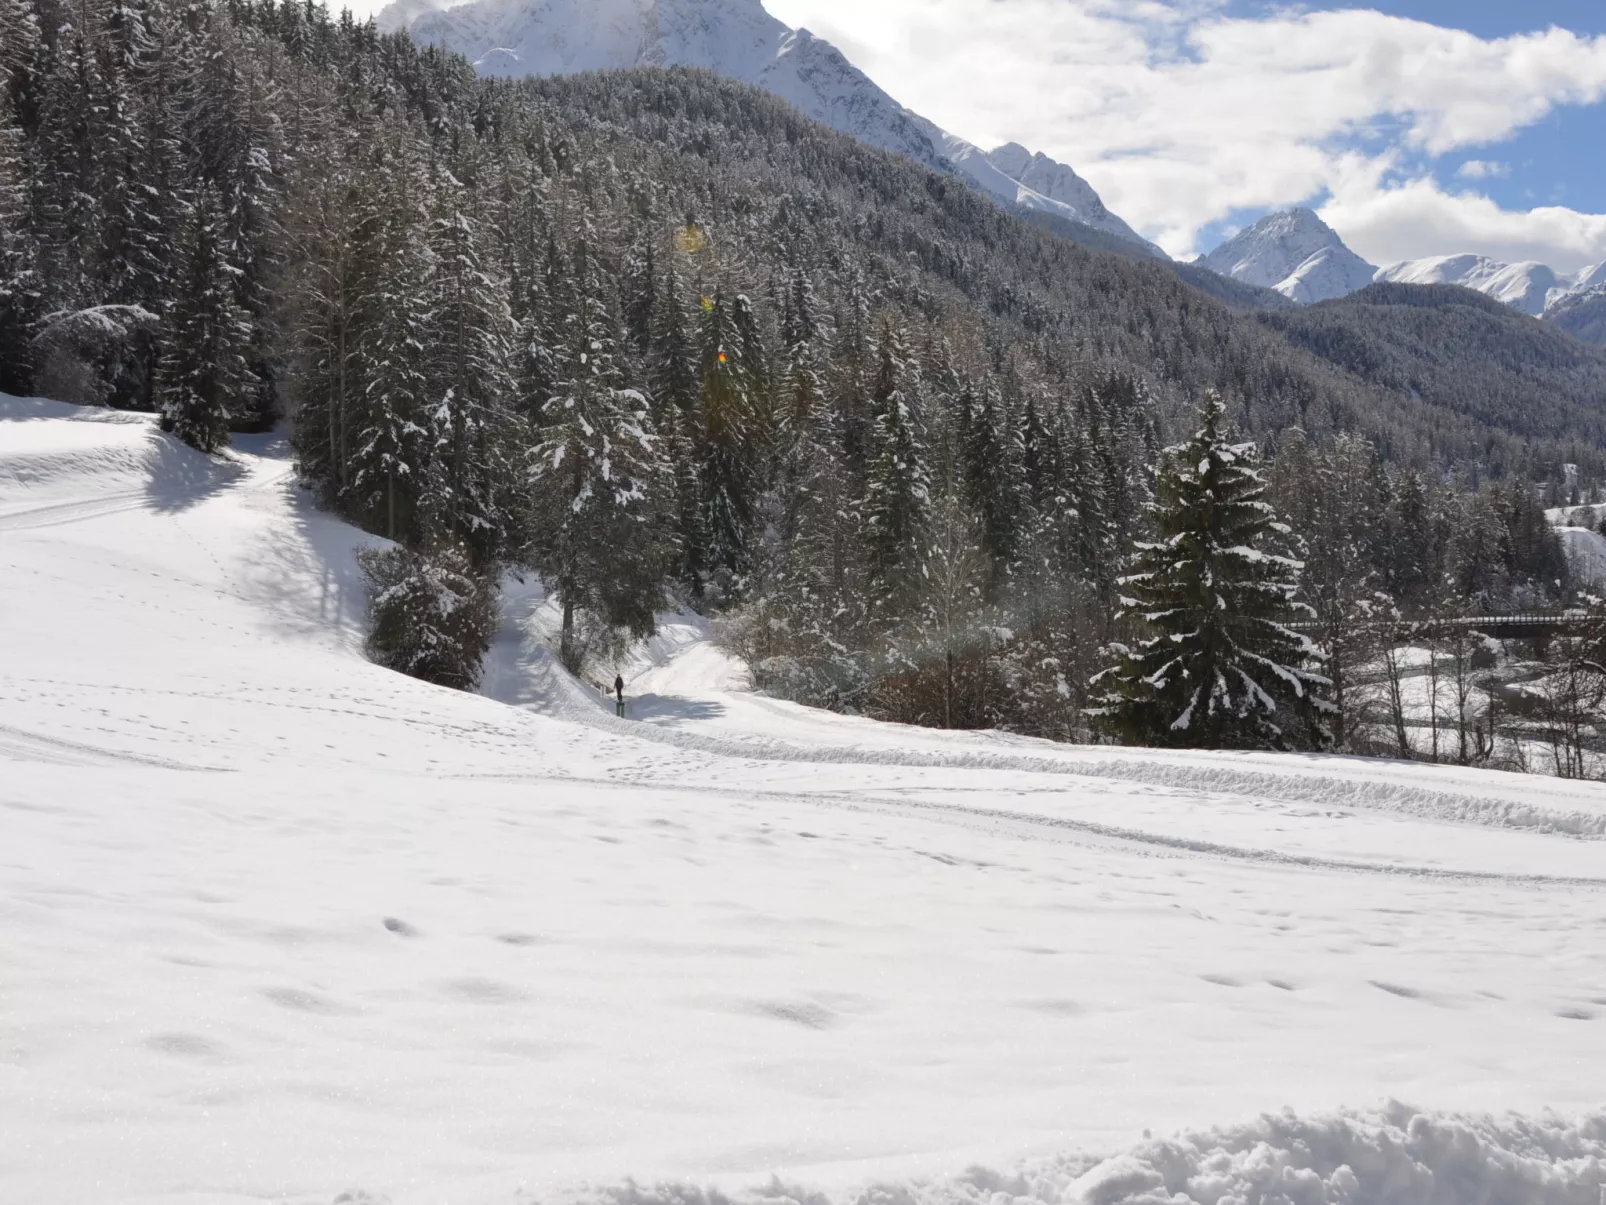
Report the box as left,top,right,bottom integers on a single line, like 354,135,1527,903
614,674,625,718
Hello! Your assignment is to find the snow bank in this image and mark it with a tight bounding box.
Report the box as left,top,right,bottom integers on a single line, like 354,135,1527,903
1060,1104,1606,1205
558,1105,1606,1205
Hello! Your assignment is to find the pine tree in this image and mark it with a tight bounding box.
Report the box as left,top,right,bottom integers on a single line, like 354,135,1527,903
961,375,1021,587
0,0,38,394
351,128,432,543
649,261,704,589
696,289,762,597
527,215,672,673
159,185,251,453
424,160,516,560
1092,391,1331,750
744,268,866,699
31,0,104,304
649,261,699,418
285,128,380,507
863,322,929,617
189,7,284,429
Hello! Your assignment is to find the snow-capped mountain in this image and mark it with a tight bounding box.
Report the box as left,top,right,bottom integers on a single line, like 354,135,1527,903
981,142,1163,256
380,0,1164,257
1545,284,1606,346
1197,208,1378,305
1375,256,1562,317
1374,255,1606,319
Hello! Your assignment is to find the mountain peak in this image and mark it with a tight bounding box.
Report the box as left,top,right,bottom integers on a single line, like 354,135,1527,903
1200,207,1376,304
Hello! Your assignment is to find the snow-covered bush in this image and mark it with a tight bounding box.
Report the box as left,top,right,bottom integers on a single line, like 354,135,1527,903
358,545,498,691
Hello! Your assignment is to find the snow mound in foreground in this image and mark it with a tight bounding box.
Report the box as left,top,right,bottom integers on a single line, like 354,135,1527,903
567,1105,1606,1205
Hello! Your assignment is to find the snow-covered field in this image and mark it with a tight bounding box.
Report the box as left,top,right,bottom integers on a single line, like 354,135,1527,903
3,395,1605,1205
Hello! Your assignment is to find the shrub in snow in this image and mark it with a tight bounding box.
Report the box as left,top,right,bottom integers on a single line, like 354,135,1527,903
358,544,498,691
1092,390,1333,750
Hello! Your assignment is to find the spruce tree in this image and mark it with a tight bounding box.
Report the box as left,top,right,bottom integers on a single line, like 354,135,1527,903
863,322,929,618
1092,391,1331,750
285,132,380,507
0,0,37,394
649,262,699,418
961,375,1021,587
351,129,432,543
424,160,516,560
696,290,761,597
527,216,672,673
159,185,250,453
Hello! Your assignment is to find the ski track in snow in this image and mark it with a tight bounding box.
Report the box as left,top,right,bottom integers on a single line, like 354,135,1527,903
3,393,1606,1205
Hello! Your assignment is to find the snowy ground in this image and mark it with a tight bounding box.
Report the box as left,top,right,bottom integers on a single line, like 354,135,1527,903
3,395,1605,1205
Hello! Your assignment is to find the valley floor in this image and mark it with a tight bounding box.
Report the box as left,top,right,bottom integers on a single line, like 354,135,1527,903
2,395,1604,1205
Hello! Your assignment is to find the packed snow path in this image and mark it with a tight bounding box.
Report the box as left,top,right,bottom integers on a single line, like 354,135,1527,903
1,396,1604,1205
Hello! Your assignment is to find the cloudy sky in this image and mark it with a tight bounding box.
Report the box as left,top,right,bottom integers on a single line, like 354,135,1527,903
761,0,1606,269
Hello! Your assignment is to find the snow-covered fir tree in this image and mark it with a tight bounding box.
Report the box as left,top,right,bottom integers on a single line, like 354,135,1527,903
696,290,763,598
351,129,433,544
863,322,929,618
960,376,1020,590
423,158,516,560
527,216,672,673
158,185,251,453
1092,391,1332,750
0,0,38,394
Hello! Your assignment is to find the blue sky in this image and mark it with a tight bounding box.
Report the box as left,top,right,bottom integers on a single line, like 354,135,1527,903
1219,1,1606,240
1393,0,1606,222
768,0,1606,268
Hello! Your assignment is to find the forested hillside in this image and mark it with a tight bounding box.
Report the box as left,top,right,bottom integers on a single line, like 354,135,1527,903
1260,284,1606,480
1546,289,1606,349
0,0,1580,741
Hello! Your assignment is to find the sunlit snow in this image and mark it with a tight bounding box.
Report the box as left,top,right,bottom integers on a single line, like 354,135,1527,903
2,395,1604,1204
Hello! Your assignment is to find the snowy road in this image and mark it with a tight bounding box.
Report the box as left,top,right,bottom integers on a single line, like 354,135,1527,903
2,396,1604,1205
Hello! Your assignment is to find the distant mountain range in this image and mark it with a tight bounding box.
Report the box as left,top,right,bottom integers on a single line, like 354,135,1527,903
382,0,1605,342
1375,255,1606,317
381,0,1166,258
1196,207,1606,342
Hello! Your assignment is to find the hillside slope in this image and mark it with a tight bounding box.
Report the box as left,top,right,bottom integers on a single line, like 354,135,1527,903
1256,282,1606,450
1547,286,1606,347
5,398,1606,1202
505,68,1606,477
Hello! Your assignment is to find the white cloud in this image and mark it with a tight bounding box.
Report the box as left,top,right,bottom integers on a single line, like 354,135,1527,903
762,0,1606,265
1456,160,1510,180
1321,176,1606,271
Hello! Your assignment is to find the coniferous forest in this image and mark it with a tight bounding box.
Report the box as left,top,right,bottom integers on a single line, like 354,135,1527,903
2,0,1596,756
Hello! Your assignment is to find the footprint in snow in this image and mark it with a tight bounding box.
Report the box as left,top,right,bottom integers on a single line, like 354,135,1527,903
262,986,347,1014
1371,981,1422,999
382,917,418,937
443,978,528,1004
748,1000,836,1029
146,1032,223,1059
1020,998,1086,1017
